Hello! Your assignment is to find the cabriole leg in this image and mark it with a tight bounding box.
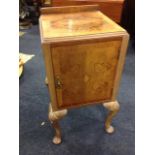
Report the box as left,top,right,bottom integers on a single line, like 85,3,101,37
48,104,68,144
103,101,120,134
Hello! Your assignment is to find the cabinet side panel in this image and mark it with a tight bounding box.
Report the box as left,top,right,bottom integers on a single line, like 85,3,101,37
51,39,122,109
42,44,58,111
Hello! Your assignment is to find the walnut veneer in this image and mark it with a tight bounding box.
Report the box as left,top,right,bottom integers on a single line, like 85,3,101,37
39,5,129,144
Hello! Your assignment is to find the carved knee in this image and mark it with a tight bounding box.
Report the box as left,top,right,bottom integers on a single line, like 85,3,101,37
48,104,68,121
103,101,120,112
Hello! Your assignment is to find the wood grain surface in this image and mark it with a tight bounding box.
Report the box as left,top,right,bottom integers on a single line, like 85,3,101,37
39,5,129,111
51,39,122,108
40,5,125,42
39,6,129,143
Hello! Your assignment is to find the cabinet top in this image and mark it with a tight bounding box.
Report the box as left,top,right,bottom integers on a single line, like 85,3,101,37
39,5,126,43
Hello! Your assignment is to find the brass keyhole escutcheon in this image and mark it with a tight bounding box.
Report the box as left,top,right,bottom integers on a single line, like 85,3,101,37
55,76,63,89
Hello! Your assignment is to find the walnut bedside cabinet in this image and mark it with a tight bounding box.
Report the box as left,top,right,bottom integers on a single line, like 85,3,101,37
39,5,129,144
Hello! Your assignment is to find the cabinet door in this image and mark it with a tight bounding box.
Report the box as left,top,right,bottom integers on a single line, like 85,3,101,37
51,39,121,109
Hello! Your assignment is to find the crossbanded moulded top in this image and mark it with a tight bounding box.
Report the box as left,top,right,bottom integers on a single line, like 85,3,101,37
39,5,126,43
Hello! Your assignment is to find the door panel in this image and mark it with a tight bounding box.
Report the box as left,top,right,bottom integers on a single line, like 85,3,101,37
51,40,121,108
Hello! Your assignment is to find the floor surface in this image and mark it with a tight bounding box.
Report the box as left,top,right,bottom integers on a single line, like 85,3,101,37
19,26,135,155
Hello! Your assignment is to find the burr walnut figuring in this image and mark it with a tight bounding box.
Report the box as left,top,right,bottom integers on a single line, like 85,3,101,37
39,5,129,144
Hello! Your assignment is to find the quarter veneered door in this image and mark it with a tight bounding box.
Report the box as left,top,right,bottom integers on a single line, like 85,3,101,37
51,39,121,108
